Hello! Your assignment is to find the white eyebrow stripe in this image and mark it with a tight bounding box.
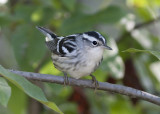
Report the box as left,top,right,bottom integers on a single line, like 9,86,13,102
83,34,97,42
96,32,106,43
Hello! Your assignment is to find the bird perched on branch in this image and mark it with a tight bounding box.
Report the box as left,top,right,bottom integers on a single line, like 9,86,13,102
36,26,112,89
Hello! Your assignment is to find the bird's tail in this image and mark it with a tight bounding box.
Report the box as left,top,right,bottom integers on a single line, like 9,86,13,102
36,26,57,41
36,26,58,53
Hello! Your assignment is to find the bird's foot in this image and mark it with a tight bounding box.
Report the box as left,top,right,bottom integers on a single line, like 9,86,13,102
90,74,99,91
63,72,70,86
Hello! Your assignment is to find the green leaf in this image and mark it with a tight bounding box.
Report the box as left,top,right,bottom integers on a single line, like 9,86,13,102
123,48,160,60
0,77,11,107
8,83,27,114
60,5,126,34
0,65,63,114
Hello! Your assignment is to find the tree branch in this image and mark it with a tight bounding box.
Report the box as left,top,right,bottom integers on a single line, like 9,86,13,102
117,16,160,42
8,70,160,106
134,16,160,29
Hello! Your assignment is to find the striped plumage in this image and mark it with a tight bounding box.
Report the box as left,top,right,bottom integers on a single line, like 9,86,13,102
36,26,112,86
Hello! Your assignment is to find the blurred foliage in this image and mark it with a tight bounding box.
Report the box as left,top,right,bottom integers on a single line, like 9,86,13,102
0,0,160,114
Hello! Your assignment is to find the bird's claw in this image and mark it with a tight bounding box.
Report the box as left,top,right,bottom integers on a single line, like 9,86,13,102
63,72,70,86
90,74,99,91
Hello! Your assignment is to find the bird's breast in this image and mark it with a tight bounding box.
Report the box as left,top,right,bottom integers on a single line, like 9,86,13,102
51,47,104,79
68,47,104,79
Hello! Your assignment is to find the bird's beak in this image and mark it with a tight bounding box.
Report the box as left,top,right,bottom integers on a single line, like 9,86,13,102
103,44,112,50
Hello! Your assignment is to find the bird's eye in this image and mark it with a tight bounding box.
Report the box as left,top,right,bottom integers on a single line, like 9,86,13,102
92,41,98,46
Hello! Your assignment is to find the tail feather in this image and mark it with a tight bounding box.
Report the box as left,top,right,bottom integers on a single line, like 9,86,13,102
36,26,57,41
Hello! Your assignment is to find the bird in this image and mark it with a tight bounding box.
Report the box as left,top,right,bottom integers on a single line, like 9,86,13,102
36,26,112,89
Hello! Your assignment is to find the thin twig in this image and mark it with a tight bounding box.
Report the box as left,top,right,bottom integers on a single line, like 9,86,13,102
7,70,160,106
134,16,160,29
117,16,160,42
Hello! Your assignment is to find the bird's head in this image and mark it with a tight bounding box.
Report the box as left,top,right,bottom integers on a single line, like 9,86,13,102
82,31,112,50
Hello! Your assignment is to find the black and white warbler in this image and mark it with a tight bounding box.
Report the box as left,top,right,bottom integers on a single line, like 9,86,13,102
36,26,112,88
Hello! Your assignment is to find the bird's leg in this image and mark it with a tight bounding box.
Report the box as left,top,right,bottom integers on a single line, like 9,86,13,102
90,74,99,91
63,72,69,86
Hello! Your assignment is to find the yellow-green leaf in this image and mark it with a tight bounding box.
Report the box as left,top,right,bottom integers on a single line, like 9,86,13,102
0,77,11,107
123,48,160,60
0,65,63,114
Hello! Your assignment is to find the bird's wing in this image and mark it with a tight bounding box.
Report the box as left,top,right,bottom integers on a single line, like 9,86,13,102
57,36,77,57
45,40,62,55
